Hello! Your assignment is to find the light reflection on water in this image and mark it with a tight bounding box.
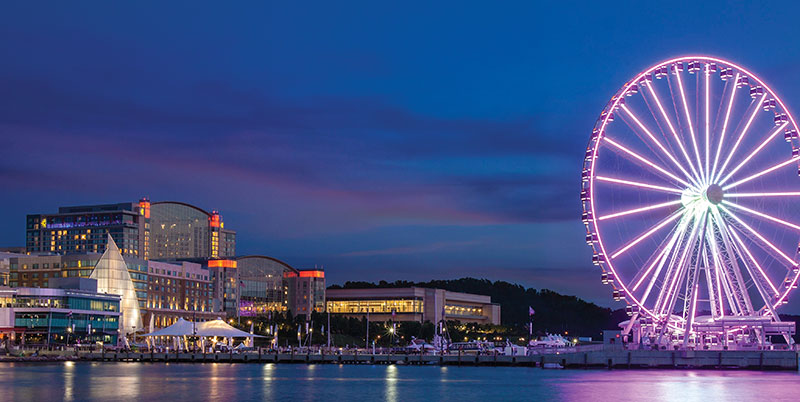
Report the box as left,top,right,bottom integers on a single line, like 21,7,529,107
2,362,800,401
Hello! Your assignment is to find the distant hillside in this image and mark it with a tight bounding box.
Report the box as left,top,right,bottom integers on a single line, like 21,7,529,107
329,278,624,337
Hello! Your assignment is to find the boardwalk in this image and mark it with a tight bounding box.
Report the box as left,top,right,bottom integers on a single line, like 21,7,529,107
81,348,799,370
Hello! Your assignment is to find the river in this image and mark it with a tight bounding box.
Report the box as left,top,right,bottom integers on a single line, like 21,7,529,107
1,362,798,401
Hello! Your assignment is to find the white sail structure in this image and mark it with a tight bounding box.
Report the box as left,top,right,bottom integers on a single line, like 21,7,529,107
90,234,143,338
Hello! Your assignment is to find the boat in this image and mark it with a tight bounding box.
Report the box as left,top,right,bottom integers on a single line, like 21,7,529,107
529,333,570,348
447,340,494,355
492,340,527,356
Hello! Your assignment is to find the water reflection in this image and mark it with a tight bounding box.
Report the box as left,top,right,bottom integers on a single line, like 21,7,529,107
385,365,398,402
64,361,74,401
2,363,800,402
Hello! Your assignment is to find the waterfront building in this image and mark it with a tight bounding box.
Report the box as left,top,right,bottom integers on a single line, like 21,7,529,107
90,235,143,336
236,255,297,316
26,202,149,258
7,245,216,332
285,269,326,316
0,279,121,346
149,201,236,259
326,287,501,325
145,260,216,329
182,256,322,319
0,251,26,287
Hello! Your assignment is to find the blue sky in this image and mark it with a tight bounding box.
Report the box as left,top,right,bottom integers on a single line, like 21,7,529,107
2,2,800,308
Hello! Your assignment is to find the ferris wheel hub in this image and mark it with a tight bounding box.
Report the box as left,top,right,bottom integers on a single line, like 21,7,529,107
704,184,724,205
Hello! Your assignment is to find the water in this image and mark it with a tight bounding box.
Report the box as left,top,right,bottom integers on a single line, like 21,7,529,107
1,362,799,401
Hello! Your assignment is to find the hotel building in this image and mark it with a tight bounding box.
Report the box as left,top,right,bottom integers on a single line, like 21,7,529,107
26,202,148,258
149,201,236,259
144,260,216,329
236,255,297,316
25,199,237,261
326,287,501,325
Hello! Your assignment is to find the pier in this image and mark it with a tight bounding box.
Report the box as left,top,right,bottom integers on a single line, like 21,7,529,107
77,348,800,370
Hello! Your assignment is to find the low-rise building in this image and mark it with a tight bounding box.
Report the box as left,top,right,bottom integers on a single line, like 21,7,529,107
0,279,121,346
326,287,501,325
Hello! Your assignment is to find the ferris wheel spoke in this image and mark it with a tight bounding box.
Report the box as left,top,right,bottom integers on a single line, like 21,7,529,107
718,122,789,185
711,73,739,181
603,137,694,188
595,176,684,194
704,64,715,181
722,156,800,191
728,228,780,295
715,94,768,183
647,214,693,311
721,200,800,232
598,200,681,221
659,213,703,318
630,213,688,292
609,209,683,259
644,82,702,182
674,68,705,183
724,191,800,198
718,205,797,266
620,104,697,185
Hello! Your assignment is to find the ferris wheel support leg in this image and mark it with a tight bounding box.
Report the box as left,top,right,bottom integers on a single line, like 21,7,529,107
621,312,638,338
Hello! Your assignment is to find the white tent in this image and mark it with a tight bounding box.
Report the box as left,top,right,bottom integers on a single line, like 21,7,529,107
141,318,198,337
196,319,264,338
141,318,264,338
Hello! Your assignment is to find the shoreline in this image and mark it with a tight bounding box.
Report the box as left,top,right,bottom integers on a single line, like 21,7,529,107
2,349,797,370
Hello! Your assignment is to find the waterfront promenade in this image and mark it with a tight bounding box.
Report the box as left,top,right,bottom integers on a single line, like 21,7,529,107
64,347,797,370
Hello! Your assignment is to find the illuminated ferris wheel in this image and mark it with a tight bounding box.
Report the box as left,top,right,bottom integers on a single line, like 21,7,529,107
582,56,800,347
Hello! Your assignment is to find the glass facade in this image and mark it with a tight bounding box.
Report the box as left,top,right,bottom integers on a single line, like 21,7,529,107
150,202,236,259
445,304,483,318
326,299,424,314
0,288,121,345
237,256,294,316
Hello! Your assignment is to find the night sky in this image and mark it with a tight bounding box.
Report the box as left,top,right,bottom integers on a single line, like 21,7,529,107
2,2,800,309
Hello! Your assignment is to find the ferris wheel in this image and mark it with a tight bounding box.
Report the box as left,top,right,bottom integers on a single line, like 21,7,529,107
582,56,800,347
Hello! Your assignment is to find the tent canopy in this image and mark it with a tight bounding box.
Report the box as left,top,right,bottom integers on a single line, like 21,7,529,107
142,318,197,337
196,319,264,338
142,317,264,338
